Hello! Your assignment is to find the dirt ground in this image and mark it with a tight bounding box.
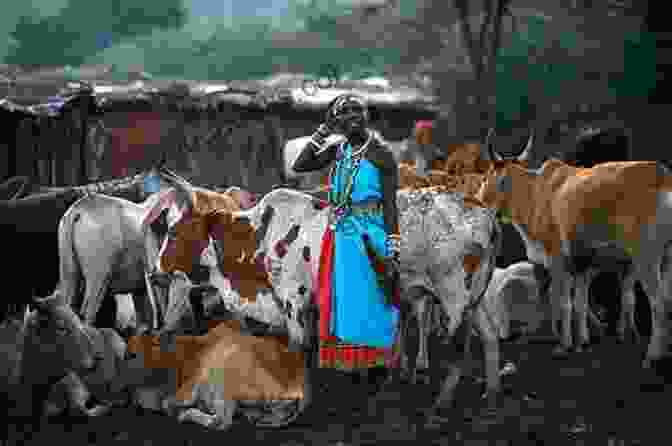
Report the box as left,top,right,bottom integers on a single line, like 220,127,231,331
5,319,668,446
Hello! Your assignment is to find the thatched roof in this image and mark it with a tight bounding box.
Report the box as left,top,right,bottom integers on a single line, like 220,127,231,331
1,65,438,117
0,75,93,117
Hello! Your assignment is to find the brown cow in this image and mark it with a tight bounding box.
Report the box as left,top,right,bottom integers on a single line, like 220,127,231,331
149,186,256,278
418,129,635,347
477,142,672,368
118,320,305,430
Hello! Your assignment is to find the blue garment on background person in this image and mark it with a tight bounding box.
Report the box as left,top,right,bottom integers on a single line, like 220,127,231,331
330,142,399,348
144,173,161,194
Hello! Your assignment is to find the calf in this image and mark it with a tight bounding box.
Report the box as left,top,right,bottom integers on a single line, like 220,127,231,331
6,293,100,443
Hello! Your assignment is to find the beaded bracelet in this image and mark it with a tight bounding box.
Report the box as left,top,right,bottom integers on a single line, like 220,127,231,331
385,235,401,255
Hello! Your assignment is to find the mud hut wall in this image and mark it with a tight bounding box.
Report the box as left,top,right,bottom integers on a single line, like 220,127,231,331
86,109,187,181
178,111,286,193
0,111,19,181
2,109,86,187
84,106,287,194
82,103,432,194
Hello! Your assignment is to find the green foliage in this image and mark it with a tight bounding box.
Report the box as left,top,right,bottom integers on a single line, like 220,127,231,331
608,31,657,98
5,0,187,67
492,14,655,130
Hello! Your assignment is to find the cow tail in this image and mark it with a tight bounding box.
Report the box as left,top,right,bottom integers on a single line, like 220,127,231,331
470,221,502,311
57,196,86,308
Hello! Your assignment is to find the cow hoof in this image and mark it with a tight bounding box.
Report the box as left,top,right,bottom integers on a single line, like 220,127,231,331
551,345,571,358
72,399,111,418
44,401,66,417
575,342,591,353
423,406,454,429
85,403,111,417
416,372,431,385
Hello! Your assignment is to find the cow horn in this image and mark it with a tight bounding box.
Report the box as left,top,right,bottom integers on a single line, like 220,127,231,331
32,295,52,312
35,292,60,302
485,128,502,161
516,129,534,162
161,170,196,212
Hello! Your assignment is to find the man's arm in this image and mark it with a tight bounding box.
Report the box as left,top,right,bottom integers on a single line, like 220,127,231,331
291,141,337,173
291,124,339,173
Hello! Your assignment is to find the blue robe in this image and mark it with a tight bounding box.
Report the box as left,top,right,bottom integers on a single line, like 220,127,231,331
330,143,399,348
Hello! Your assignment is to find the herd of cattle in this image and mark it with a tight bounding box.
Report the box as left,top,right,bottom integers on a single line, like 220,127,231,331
1,124,669,441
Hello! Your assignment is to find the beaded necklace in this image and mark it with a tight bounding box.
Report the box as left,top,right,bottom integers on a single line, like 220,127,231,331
328,131,372,228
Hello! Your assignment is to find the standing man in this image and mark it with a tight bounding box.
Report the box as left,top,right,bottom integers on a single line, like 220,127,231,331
292,94,402,387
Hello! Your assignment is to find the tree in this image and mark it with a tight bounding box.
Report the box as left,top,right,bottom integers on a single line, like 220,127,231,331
321,0,654,150
5,0,187,68
327,0,513,142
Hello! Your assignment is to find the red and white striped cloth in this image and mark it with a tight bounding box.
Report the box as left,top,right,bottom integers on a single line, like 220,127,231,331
314,226,400,371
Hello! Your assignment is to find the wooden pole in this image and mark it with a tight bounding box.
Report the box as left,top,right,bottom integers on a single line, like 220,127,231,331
78,95,91,185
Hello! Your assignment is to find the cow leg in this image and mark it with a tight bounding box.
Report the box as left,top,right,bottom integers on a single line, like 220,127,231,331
429,270,471,411
58,371,111,417
210,398,237,431
177,407,228,430
473,302,501,408
431,312,474,415
637,260,666,369
401,286,429,384
182,383,235,431
135,277,159,333
573,272,591,352
549,261,573,357
400,300,420,384
416,297,430,374
618,271,640,344
80,275,112,327
145,271,171,331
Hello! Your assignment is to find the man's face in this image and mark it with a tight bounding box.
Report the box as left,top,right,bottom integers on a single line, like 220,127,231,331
334,102,366,137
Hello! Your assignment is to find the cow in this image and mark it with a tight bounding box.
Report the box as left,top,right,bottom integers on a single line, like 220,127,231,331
0,171,173,323
561,125,643,342
481,261,550,343
152,186,502,416
0,175,30,201
0,188,89,323
115,273,308,430
56,170,256,334
565,126,630,169
120,323,307,431
55,168,196,333
477,140,672,374
416,128,636,345
152,188,324,348
5,286,305,435
4,293,101,444
26,172,150,203
92,271,307,430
